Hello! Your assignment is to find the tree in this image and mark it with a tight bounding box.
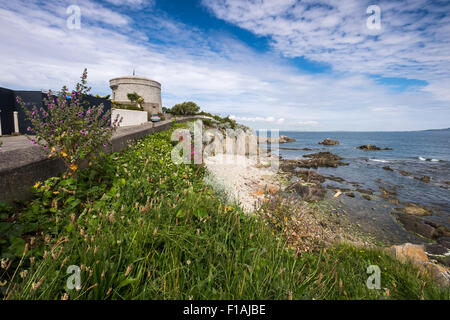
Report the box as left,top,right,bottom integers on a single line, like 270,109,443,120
170,101,200,115
127,92,144,110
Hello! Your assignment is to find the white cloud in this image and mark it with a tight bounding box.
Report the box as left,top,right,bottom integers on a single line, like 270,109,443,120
103,0,154,8
298,121,319,126
202,0,450,85
230,115,284,123
0,0,448,131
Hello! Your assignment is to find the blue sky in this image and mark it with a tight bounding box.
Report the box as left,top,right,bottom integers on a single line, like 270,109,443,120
0,0,449,130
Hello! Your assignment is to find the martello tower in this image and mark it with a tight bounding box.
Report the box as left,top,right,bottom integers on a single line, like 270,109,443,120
109,75,162,114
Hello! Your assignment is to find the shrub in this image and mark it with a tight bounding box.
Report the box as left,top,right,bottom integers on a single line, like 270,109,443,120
112,102,142,111
127,92,144,110
16,69,122,176
95,94,111,101
162,106,170,114
170,101,200,115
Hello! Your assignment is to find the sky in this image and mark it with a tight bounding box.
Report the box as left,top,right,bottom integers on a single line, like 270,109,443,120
0,0,449,131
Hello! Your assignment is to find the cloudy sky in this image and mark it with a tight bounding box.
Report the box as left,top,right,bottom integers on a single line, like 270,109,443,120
0,0,449,131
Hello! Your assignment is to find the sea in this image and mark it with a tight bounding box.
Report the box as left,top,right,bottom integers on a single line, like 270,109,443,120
276,129,450,244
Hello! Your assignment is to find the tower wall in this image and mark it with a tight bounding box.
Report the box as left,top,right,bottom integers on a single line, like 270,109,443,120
109,76,162,114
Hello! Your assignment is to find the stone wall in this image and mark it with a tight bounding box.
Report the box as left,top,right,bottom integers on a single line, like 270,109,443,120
0,116,200,204
112,108,148,127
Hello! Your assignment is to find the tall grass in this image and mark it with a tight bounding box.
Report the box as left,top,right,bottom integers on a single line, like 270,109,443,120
2,125,448,300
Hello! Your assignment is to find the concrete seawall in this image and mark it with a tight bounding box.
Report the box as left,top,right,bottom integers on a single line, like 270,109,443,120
0,116,200,204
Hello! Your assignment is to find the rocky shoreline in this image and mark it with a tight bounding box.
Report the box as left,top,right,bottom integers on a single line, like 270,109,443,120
202,131,450,285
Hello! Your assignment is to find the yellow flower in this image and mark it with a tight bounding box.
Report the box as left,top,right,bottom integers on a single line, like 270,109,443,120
69,164,78,171
53,191,59,195
33,181,41,189
51,147,56,153
61,151,68,157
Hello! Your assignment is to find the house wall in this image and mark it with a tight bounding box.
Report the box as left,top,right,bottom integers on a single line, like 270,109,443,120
112,108,148,127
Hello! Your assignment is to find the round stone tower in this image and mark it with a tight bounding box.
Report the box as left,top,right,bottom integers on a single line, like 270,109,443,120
109,76,162,114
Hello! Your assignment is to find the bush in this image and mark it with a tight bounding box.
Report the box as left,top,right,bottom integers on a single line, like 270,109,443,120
16,69,122,176
112,102,142,111
95,94,111,101
170,101,200,115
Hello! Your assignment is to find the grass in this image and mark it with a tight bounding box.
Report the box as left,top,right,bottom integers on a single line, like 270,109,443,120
0,123,448,300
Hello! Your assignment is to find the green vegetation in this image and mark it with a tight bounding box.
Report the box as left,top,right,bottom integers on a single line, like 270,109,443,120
126,92,144,110
167,101,200,115
112,102,143,111
16,69,121,175
95,94,111,101
0,123,447,300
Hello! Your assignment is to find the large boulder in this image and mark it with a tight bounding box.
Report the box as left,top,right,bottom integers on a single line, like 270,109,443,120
390,243,428,264
318,138,339,145
394,213,437,239
390,243,450,286
357,144,392,150
279,135,296,143
403,203,432,216
286,182,325,202
281,152,348,170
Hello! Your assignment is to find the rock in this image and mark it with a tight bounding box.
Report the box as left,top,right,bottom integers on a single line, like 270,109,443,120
379,187,397,199
403,203,432,216
382,166,394,171
264,184,280,194
390,243,450,286
362,195,371,201
281,152,347,170
437,237,450,249
414,176,431,183
258,135,295,144
286,182,325,202
318,138,339,145
294,169,325,184
357,144,392,151
279,135,296,143
279,147,309,151
356,188,374,195
323,175,346,183
394,213,437,239
425,243,448,256
435,256,450,268
399,170,410,176
390,243,429,264
333,190,342,198
346,192,355,198
424,263,450,286
252,189,265,197
388,198,400,205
